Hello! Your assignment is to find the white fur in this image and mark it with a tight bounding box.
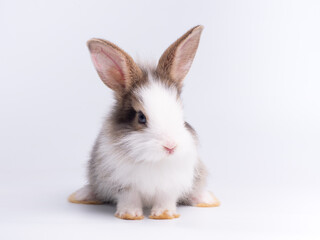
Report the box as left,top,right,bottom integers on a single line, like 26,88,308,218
115,190,143,218
95,79,198,211
191,191,220,206
73,185,94,201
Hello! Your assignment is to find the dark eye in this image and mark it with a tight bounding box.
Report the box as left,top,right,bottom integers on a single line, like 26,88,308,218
137,111,147,124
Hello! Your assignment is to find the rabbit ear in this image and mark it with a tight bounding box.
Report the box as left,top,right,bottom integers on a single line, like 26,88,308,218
156,25,204,88
87,39,143,93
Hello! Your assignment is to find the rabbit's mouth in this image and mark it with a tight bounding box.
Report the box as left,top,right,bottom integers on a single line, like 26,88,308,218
163,146,176,155
163,141,177,155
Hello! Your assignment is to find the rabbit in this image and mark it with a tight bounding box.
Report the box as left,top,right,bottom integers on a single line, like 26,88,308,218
68,25,220,220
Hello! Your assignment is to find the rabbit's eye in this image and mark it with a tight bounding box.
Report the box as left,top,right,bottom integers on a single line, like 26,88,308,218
138,111,147,124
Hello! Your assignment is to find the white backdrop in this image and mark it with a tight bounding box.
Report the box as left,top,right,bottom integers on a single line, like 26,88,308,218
1,0,319,239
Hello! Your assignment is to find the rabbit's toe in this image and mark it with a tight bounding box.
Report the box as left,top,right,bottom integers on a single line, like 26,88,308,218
115,208,144,220
149,209,180,220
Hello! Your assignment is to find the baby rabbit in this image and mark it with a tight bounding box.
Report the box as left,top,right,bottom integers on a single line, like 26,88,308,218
69,25,220,220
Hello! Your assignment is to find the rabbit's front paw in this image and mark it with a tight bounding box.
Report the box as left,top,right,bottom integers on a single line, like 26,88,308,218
115,208,144,220
149,208,180,220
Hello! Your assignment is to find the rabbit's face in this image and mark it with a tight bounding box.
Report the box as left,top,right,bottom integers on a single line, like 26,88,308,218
113,74,191,163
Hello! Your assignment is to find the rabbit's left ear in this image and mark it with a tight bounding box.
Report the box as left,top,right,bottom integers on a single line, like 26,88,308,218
87,38,143,94
156,25,204,88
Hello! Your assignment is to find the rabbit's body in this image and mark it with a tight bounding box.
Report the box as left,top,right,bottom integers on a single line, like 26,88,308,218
69,26,220,220
89,121,197,206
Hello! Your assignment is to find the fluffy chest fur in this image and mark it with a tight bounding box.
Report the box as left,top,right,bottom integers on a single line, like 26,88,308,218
112,144,197,197
91,129,198,203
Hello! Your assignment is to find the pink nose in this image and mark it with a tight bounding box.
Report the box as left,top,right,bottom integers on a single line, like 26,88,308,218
163,145,176,154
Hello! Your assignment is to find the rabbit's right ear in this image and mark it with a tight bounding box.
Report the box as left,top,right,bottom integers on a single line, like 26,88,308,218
156,25,203,89
87,39,143,93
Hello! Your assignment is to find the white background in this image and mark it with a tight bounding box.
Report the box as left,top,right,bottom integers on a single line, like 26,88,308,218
1,0,319,239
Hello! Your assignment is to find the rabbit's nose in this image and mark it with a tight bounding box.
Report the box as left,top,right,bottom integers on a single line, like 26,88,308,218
163,142,177,155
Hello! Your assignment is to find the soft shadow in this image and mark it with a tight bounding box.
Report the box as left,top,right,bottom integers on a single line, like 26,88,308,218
75,202,116,217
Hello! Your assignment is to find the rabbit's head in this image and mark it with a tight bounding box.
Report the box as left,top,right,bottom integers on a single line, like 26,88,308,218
88,25,203,163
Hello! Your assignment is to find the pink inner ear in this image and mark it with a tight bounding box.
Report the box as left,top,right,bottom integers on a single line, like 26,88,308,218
173,35,199,80
91,46,126,89
92,54,102,70
100,48,125,82
175,40,194,73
